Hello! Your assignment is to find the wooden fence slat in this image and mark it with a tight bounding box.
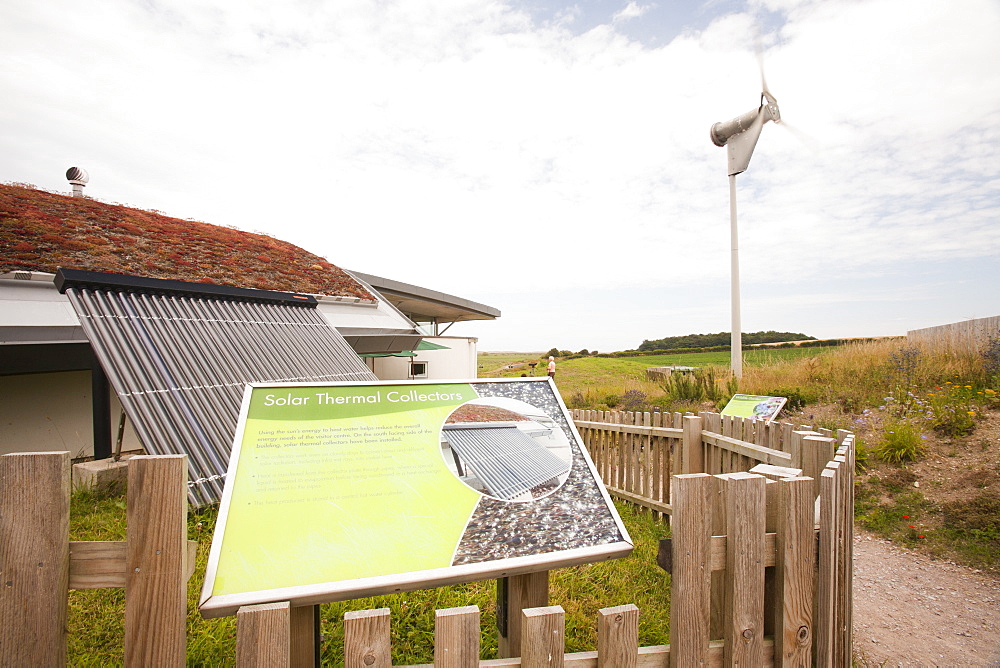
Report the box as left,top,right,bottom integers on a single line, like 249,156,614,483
628,413,638,495
68,539,198,589
345,608,391,668
844,439,856,663
597,604,638,668
835,458,848,667
651,412,662,518
815,468,838,666
723,473,766,666
669,474,714,667
773,477,814,667
641,412,652,506
435,605,480,667
125,455,188,668
236,601,290,667
699,434,794,467
521,606,565,668
0,451,70,667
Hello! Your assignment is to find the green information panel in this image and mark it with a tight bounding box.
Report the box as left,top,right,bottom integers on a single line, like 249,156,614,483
720,393,787,423
200,378,631,617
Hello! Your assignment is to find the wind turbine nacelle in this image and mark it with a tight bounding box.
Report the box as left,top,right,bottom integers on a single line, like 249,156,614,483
710,100,780,176
710,108,762,147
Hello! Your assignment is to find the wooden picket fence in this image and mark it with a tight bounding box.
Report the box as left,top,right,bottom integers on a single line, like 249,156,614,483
237,434,855,666
2,413,855,666
571,409,850,518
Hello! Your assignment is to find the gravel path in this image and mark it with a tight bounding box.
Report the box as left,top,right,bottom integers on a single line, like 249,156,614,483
853,530,1000,666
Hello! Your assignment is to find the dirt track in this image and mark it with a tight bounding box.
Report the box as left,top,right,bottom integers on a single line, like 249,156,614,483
853,530,1000,666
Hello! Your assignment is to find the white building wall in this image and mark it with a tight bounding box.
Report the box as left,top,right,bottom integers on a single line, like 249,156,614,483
367,337,479,381
0,370,142,458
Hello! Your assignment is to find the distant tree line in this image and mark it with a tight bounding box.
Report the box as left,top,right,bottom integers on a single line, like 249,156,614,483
637,330,816,352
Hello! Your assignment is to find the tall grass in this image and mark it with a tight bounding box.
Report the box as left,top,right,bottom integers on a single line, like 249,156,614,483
739,338,993,411
533,337,995,417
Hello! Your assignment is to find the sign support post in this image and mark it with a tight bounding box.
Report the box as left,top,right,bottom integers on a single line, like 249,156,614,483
497,571,550,658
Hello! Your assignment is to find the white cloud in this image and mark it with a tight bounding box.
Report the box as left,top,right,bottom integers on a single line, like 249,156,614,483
613,2,653,23
1,0,998,351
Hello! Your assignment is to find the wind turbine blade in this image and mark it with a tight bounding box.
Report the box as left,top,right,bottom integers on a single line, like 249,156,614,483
756,48,770,96
778,120,820,152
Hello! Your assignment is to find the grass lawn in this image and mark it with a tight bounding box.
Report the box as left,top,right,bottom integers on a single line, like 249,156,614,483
66,492,671,665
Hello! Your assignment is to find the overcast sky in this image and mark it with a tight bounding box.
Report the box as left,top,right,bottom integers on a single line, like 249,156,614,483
2,0,998,352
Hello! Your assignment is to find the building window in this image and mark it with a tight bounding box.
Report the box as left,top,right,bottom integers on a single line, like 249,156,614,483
410,361,428,378
413,320,438,336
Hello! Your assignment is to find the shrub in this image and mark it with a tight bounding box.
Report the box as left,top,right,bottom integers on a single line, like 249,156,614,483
926,383,979,437
662,367,725,404
758,387,815,413
873,419,927,463
982,332,1000,382
622,389,647,412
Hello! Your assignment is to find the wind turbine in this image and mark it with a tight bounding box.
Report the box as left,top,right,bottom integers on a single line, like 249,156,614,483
710,66,781,379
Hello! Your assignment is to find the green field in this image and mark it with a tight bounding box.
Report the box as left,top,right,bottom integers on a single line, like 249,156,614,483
479,347,834,378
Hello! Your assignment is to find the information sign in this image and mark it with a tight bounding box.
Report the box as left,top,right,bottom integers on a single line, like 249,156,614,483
720,393,787,423
199,378,632,617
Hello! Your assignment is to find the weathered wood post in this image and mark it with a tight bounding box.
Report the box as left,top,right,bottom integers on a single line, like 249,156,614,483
597,604,639,667
680,414,703,475
668,473,714,666
521,605,565,666
800,434,835,497
434,605,480,667
722,473,766,666
344,608,391,668
773,476,815,666
0,451,71,666
125,455,188,667
237,601,291,667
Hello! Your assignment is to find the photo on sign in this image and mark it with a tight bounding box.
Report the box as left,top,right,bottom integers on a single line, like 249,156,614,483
440,398,573,502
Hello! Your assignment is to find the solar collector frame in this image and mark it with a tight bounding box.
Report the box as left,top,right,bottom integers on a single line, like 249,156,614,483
59,270,377,505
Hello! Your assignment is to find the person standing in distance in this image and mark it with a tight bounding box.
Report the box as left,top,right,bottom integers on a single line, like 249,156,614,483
547,356,556,378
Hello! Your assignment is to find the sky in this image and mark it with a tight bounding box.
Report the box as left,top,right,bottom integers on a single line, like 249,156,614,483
2,0,998,352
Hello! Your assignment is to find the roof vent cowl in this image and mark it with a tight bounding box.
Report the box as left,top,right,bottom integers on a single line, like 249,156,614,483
66,166,89,197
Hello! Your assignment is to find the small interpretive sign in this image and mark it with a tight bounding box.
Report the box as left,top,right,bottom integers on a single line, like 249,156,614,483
199,378,631,617
720,393,787,423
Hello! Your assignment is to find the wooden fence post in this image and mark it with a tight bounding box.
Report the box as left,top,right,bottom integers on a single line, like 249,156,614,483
773,477,814,667
0,451,71,667
801,435,835,497
434,605,480,667
236,601,291,667
815,466,838,666
344,608,391,668
669,474,714,667
125,454,188,667
597,604,638,668
680,415,703,475
498,571,549,657
521,606,565,667
722,473,766,666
